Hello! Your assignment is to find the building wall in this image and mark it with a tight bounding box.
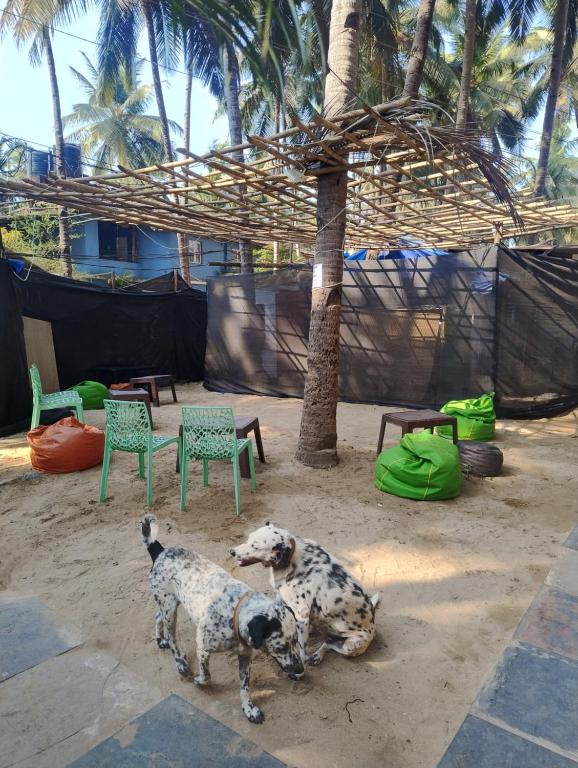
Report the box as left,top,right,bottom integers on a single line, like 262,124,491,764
71,218,231,281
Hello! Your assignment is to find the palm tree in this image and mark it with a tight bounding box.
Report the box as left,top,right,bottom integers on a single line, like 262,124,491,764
403,0,438,98
0,2,73,276
424,7,529,153
456,0,477,129
533,0,572,196
64,54,180,171
296,0,362,468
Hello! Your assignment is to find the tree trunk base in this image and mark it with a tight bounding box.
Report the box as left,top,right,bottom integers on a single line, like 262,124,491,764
294,445,339,468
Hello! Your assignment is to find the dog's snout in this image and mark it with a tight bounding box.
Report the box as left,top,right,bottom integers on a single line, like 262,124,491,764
229,548,236,557
287,662,305,680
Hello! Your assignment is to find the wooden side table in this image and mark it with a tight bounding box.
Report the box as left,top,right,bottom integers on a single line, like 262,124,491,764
376,409,458,454
107,388,153,429
175,416,266,479
129,375,177,407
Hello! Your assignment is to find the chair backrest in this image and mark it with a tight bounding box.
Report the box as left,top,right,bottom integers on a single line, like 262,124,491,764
29,364,43,402
103,399,151,452
182,406,236,459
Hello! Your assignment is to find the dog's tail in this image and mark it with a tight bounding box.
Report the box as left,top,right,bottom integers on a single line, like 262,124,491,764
370,593,380,609
141,514,164,563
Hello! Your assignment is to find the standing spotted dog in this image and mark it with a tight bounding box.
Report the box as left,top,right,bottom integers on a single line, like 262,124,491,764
140,515,303,723
230,523,379,665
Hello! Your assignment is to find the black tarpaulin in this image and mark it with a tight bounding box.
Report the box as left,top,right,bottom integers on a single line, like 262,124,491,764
0,262,207,435
496,248,578,417
204,246,578,417
205,247,498,408
0,261,31,436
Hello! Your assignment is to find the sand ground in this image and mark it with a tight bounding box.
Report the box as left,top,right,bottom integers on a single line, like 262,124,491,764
1,383,577,768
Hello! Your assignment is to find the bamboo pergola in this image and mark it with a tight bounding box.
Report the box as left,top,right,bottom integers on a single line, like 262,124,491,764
0,99,575,249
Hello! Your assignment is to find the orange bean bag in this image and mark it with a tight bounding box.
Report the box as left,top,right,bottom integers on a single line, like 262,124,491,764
27,417,105,473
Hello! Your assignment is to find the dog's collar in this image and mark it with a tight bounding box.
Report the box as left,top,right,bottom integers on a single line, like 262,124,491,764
233,591,253,647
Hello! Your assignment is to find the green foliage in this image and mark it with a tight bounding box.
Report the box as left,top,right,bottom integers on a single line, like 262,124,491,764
6,206,61,258
64,54,180,172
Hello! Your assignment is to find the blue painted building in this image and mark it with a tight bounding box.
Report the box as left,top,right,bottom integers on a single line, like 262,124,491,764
71,217,232,281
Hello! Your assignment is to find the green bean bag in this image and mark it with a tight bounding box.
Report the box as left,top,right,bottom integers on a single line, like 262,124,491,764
68,380,108,410
374,432,462,501
437,392,496,442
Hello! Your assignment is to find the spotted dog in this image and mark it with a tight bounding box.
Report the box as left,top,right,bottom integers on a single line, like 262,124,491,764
230,523,379,666
140,515,303,723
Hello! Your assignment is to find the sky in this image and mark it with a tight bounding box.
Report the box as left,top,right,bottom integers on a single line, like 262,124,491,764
0,7,229,166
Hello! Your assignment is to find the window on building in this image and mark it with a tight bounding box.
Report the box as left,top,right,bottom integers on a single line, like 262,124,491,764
188,237,202,264
98,221,134,260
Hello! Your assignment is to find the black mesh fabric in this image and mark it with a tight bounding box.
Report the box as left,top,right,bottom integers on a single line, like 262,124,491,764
205,246,578,417
0,262,207,435
495,248,578,417
205,247,498,407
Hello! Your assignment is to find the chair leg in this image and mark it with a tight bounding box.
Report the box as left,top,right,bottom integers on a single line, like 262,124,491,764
170,381,178,403
180,454,189,513
202,458,209,487
146,450,154,507
76,403,84,423
99,447,111,502
30,403,40,430
232,454,241,516
247,443,256,491
138,453,145,479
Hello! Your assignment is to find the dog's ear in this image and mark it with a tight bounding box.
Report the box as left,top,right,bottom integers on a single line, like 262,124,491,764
265,521,271,526
248,615,281,649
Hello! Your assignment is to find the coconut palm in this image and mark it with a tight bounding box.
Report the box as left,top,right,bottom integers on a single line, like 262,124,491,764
0,1,76,275
64,54,181,172
424,6,530,153
296,0,363,468
533,0,572,196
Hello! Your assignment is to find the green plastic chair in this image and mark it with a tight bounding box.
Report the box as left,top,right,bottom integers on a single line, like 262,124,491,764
180,406,256,516
99,399,180,508
29,363,84,430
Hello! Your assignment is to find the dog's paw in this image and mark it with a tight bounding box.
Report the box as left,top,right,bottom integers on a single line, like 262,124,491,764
307,651,323,666
176,661,191,678
191,675,209,686
245,706,265,724
157,638,170,650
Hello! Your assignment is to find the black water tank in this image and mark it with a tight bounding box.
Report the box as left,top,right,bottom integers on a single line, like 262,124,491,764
62,143,82,177
51,143,82,177
27,149,51,177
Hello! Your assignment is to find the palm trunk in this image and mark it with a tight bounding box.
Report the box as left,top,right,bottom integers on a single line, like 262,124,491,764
143,0,172,161
43,29,72,277
184,60,193,154
142,2,190,280
456,0,477,130
402,0,437,98
223,43,253,273
296,0,362,468
533,0,570,197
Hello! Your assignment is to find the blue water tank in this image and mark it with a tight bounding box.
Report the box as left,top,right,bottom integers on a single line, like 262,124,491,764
27,149,51,178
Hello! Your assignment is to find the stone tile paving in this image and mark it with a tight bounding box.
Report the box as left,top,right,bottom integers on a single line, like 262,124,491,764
69,694,286,768
437,524,578,767
0,595,81,681
439,714,578,768
0,596,286,768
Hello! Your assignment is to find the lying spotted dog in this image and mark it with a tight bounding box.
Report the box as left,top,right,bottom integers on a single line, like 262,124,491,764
230,523,379,665
140,515,303,723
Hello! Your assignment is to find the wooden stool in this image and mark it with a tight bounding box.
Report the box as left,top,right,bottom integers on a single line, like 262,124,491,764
107,388,154,429
175,416,266,479
129,375,177,407
376,409,458,454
